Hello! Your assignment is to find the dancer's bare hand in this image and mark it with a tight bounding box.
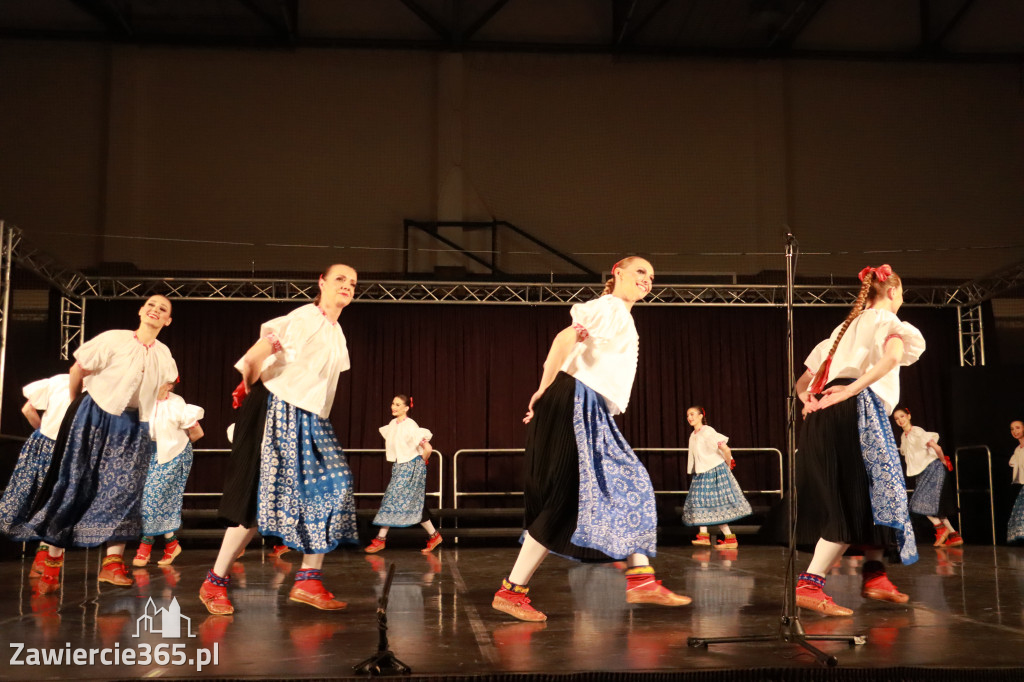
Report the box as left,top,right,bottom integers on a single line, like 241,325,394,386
800,393,819,417
523,389,545,424
815,385,855,411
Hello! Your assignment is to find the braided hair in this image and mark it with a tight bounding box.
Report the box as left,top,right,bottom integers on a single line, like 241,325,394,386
808,266,902,394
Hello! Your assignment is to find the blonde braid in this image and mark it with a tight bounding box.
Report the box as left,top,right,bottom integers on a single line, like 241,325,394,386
809,273,873,392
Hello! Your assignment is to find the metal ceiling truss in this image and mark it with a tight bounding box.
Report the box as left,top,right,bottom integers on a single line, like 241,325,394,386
2,0,1019,63
3,223,1022,371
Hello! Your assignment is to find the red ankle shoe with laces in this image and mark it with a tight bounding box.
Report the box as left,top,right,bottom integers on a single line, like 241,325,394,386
36,555,64,595
492,579,547,621
29,547,48,577
133,542,153,567
98,555,133,587
364,537,386,554
795,572,853,616
933,525,951,547
157,540,181,566
625,566,692,606
861,562,909,603
200,570,234,615
422,532,443,553
943,531,964,547
289,569,346,610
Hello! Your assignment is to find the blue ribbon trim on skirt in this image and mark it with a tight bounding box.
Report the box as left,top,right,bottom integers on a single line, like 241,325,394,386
857,389,918,565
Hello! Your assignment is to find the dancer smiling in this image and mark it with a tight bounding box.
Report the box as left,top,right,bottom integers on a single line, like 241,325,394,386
492,257,690,623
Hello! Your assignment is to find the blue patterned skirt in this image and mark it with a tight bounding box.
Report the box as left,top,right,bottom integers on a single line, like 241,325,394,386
141,442,194,535
256,394,358,553
14,395,151,547
374,457,428,527
682,463,752,526
523,372,657,561
0,431,56,538
908,459,957,518
1008,487,1024,543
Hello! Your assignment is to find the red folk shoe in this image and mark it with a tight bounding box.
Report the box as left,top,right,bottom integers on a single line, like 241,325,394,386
625,566,692,606
36,556,64,595
157,540,181,566
269,544,290,558
492,580,547,622
421,532,443,553
933,525,951,547
98,555,133,587
944,531,964,547
364,537,386,554
200,578,235,616
862,570,909,603
29,546,48,578
289,580,347,610
715,534,738,550
795,581,854,616
691,532,711,546
133,541,153,567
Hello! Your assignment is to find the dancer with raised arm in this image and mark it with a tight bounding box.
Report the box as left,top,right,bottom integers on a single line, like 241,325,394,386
492,257,690,623
200,264,359,615
792,265,924,616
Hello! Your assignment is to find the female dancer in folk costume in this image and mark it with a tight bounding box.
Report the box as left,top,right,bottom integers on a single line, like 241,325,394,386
892,406,963,547
132,381,204,567
6,295,177,594
492,257,690,623
683,406,751,550
0,373,76,577
793,265,924,616
365,395,442,554
1007,420,1024,543
201,264,359,615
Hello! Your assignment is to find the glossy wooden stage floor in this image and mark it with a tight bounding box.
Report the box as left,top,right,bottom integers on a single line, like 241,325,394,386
2,542,1023,680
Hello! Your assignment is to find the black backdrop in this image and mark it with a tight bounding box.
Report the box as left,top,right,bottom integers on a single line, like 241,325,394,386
42,299,957,509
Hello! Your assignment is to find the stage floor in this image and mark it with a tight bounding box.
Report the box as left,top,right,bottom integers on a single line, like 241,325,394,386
2,542,1023,680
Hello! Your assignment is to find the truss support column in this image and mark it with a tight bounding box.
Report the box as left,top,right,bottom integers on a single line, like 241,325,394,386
957,304,985,367
0,221,15,430
60,295,86,361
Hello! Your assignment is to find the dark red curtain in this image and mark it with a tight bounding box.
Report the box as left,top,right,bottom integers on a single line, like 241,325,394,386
73,299,958,508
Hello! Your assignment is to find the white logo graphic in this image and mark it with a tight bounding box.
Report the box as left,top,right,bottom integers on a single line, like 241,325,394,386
133,598,196,639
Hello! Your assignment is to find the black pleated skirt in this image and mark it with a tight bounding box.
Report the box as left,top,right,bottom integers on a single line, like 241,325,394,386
218,381,270,528
523,371,610,562
792,380,897,552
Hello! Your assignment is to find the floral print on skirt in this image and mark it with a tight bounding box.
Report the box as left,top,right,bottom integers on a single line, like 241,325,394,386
373,457,428,527
257,394,358,553
141,442,194,535
15,395,151,547
0,431,56,538
570,380,657,560
682,462,752,526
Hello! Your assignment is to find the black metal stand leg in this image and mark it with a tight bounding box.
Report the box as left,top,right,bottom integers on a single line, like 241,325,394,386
685,234,867,667
353,563,412,676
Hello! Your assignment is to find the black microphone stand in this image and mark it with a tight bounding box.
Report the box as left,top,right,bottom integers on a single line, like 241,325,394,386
353,563,412,676
686,233,865,667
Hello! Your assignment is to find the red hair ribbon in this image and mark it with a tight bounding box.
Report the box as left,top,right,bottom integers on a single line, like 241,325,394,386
809,358,831,394
858,264,893,283
611,260,622,274
409,396,414,409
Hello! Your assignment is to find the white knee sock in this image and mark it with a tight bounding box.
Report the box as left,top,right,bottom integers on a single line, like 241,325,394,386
805,538,850,576
507,532,550,585
421,520,436,536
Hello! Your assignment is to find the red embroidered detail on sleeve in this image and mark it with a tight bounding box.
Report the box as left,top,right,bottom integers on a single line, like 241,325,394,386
264,332,283,353
884,333,903,348
573,323,590,341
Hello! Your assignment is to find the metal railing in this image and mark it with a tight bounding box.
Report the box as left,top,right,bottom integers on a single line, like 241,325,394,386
181,448,443,508
954,445,996,545
451,446,785,510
